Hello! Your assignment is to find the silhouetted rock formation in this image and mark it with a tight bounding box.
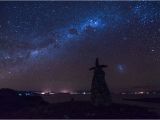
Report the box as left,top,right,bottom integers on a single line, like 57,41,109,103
90,58,111,106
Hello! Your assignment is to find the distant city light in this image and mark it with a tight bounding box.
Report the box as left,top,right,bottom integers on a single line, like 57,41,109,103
49,92,55,95
133,91,144,95
139,91,144,94
25,93,31,96
41,92,45,95
121,91,156,95
18,93,22,96
60,90,70,93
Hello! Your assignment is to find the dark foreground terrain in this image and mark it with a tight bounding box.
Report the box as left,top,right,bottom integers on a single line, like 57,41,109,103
0,88,158,119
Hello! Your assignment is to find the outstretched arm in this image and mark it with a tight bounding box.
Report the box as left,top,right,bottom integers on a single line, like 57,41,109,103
100,65,108,68
89,67,95,71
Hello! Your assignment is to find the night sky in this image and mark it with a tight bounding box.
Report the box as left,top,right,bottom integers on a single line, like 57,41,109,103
0,1,160,93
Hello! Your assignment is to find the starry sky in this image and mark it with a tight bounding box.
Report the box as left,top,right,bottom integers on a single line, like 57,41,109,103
0,1,160,93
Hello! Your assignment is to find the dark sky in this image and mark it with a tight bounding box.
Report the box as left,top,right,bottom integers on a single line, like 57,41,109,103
0,1,160,92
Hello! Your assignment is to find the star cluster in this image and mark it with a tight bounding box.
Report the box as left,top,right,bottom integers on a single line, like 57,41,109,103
0,1,160,92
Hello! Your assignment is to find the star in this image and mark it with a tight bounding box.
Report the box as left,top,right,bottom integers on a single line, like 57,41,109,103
0,1,159,93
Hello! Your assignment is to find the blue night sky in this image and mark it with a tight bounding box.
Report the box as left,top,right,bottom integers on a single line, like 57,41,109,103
0,1,160,92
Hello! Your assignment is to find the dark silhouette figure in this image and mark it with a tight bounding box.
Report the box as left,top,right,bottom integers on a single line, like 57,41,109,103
90,58,111,106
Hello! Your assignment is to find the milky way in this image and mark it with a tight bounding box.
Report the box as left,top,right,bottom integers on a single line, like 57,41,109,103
0,1,160,92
